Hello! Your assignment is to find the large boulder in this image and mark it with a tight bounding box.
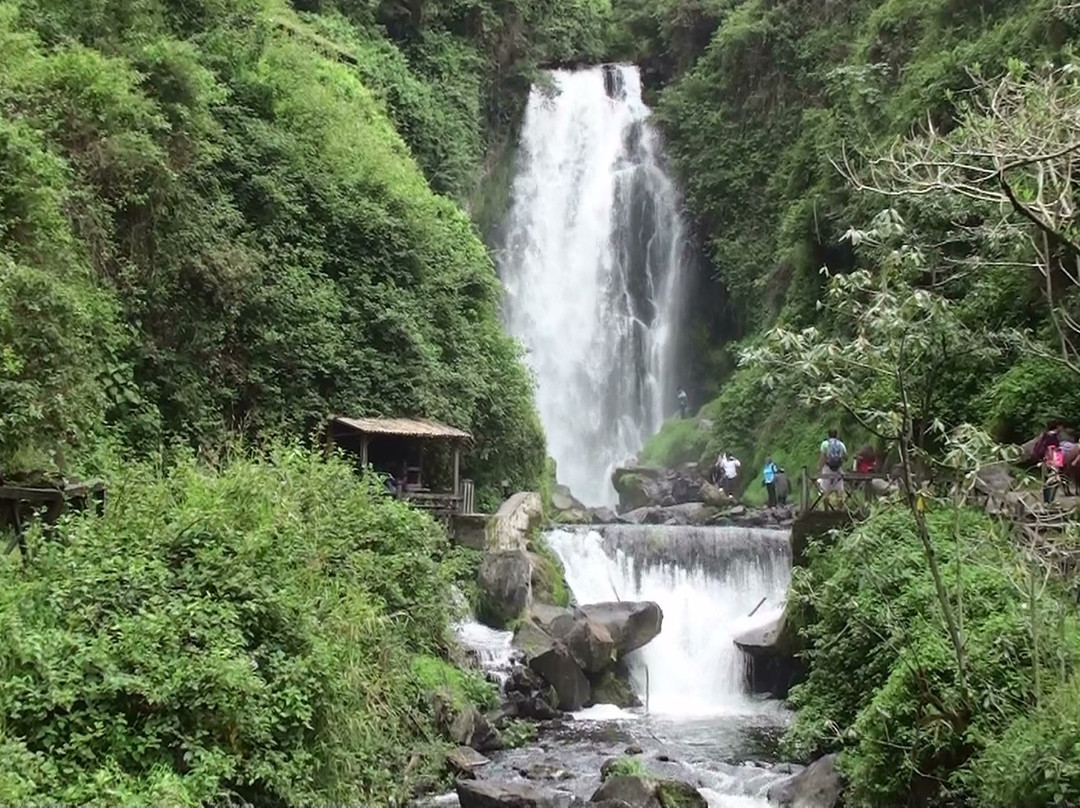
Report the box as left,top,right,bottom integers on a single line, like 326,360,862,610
551,484,586,513
589,669,641,708
733,608,803,697
529,642,591,711
611,468,664,513
766,754,843,808
590,776,707,808
446,746,490,778
487,492,544,551
450,706,502,753
456,779,574,808
478,550,532,628
700,481,733,508
565,617,616,673
580,602,663,658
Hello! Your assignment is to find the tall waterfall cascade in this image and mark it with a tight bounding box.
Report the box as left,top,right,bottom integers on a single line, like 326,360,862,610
547,526,792,716
498,65,691,506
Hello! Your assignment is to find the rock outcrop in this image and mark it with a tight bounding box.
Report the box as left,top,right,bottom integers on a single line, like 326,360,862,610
590,775,708,808
733,608,803,699
511,601,663,711
449,706,502,753
487,491,544,551
766,754,843,808
528,641,591,711
478,549,533,628
580,602,663,658
611,465,707,514
456,779,573,808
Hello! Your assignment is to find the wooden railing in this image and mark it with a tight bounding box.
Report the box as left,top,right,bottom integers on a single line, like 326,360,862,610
798,467,896,515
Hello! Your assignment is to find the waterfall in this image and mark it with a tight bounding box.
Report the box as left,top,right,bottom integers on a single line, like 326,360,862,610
498,65,691,506
547,526,792,716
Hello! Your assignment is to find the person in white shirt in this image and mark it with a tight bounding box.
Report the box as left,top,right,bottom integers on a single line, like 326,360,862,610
720,453,741,493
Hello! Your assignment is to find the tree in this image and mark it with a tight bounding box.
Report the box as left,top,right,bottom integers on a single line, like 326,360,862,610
838,63,1080,372
744,209,1007,688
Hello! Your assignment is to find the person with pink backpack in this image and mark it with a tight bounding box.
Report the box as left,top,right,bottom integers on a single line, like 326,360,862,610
1035,421,1065,503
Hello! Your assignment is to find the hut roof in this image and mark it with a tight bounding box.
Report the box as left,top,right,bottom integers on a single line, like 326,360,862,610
330,415,471,441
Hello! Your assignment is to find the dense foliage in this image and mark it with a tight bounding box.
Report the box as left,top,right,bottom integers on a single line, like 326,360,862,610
787,507,1080,806
0,446,476,805
624,0,1080,474
0,0,615,504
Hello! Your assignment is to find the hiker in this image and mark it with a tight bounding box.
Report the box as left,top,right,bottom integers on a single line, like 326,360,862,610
775,467,789,506
818,429,847,508
854,445,877,474
720,452,741,493
711,451,726,485
763,456,779,508
677,388,689,419
1035,420,1065,503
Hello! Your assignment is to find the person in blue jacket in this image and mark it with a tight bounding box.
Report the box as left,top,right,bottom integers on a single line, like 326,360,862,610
763,456,779,507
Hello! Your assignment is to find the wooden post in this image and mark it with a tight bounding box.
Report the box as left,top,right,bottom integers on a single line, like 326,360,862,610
359,435,369,468
800,465,809,514
452,444,461,499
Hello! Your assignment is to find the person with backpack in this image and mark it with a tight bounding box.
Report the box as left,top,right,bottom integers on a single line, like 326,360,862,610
762,456,779,508
774,467,789,506
818,429,847,508
1036,421,1064,504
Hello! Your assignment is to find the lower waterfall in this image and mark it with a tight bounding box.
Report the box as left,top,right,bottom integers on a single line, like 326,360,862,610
547,525,792,716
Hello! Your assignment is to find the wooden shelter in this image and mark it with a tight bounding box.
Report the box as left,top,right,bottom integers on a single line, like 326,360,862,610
325,416,474,516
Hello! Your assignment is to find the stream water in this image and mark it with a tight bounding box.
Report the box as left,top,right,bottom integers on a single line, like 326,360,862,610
433,64,797,806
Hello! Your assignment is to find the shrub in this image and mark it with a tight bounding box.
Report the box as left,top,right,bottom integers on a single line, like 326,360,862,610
784,505,1080,806
978,356,1080,444
0,446,462,805
603,755,648,779
638,417,711,467
411,655,498,712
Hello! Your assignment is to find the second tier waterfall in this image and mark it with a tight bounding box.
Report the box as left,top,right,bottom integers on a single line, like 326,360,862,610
498,65,691,506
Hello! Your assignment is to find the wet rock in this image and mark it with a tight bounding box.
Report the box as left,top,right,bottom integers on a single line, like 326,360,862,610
446,746,490,778
590,802,634,808
625,745,643,756
589,506,619,524
766,754,843,808
519,761,574,781
602,63,625,100
514,618,557,658
456,779,573,808
734,608,804,699
580,601,663,658
590,775,658,807
478,550,532,628
589,669,641,708
654,780,708,808
566,618,616,673
487,492,545,551
450,706,502,753
611,467,665,513
532,603,577,637
619,506,659,525
529,642,591,711
505,688,561,720
700,481,733,508
552,484,586,513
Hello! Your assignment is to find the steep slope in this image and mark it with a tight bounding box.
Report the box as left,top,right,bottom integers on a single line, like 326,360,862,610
0,0,614,504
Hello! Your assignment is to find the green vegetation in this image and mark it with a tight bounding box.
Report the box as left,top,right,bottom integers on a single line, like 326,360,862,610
411,654,499,712
786,507,1080,806
603,755,648,779
528,535,572,607
0,446,477,805
620,0,1080,478
0,0,615,506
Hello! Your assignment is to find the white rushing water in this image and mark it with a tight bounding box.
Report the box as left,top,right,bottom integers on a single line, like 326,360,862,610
547,526,792,717
498,65,691,506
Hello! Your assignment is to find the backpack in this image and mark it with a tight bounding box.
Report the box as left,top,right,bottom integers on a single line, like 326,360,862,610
1047,446,1066,470
825,438,845,471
